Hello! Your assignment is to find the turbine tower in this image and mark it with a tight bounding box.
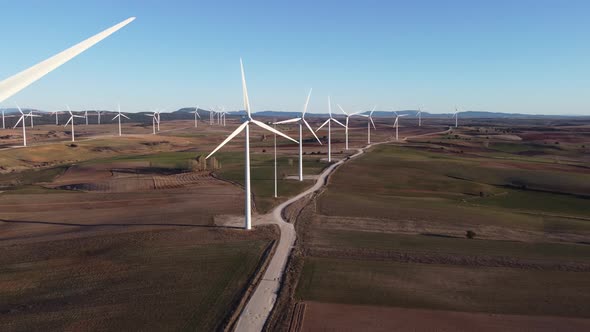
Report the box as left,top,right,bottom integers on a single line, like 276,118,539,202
50,110,62,125
146,110,159,134
112,104,129,136
274,89,322,182
64,106,84,142
206,59,297,230
28,110,40,128
392,111,408,141
337,105,361,150
316,96,346,162
13,103,29,147
96,110,103,125
453,108,460,128
359,106,376,144
416,108,422,127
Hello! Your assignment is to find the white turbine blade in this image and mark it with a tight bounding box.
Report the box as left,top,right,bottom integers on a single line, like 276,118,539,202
357,114,369,118
302,88,312,116
112,114,120,121
370,117,376,129
332,118,346,127
13,116,24,128
0,17,135,103
206,121,249,159
393,110,398,116
370,105,376,116
15,103,24,115
240,58,251,117
73,115,85,118
64,117,72,127
303,119,322,144
121,114,130,119
316,119,330,131
328,96,332,117
400,114,408,117
394,118,399,126
274,117,301,125
337,104,348,115
251,119,298,144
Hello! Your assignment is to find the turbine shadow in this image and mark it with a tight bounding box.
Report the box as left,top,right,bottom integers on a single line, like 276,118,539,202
0,218,241,230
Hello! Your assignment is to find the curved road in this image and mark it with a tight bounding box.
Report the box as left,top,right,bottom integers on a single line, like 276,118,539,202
235,139,390,332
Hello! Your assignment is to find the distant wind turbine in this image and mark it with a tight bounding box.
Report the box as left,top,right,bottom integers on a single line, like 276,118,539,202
50,110,62,125
359,106,377,144
0,17,135,104
112,104,129,136
146,110,159,134
337,104,362,150
392,111,408,141
453,108,460,128
416,108,423,127
274,89,322,182
13,103,29,146
64,106,84,142
27,110,41,128
191,106,200,128
1,108,6,129
96,110,103,125
206,59,298,230
84,109,89,125
316,96,346,162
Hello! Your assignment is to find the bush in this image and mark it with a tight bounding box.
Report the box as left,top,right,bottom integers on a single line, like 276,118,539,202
262,149,266,153
466,230,477,239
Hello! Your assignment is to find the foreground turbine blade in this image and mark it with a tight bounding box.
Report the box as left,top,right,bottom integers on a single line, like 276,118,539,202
206,121,249,159
370,117,376,129
332,118,346,127
303,119,322,144
316,119,330,131
64,117,72,127
14,116,24,128
0,17,135,103
240,58,251,117
302,88,312,115
274,117,301,125
251,119,298,144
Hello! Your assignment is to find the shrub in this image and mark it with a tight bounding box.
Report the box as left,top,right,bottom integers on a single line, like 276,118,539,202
466,230,477,239
262,149,266,153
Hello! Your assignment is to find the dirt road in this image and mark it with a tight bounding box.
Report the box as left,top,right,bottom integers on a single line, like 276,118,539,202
234,140,389,332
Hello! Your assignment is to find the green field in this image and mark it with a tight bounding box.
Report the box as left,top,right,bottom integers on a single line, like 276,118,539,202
297,257,590,318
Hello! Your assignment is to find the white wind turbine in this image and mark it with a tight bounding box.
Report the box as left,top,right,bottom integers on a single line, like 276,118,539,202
336,104,362,150
50,110,62,125
392,111,408,141
191,106,200,128
206,59,298,230
316,96,346,162
453,108,460,128
145,110,159,134
13,103,30,146
96,110,103,124
84,109,89,125
112,104,129,136
64,106,84,142
416,108,423,127
358,106,377,144
274,89,322,182
27,109,41,128
1,108,6,129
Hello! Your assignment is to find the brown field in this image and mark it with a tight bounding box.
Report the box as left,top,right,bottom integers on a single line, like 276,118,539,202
300,301,590,332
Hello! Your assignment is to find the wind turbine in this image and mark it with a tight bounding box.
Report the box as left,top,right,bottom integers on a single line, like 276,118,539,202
84,109,89,125
112,104,129,136
416,108,423,127
96,110,103,124
453,108,460,128
316,96,346,162
206,59,297,230
0,17,135,104
1,108,6,129
156,109,161,131
50,110,62,125
191,106,200,128
146,110,159,134
13,103,29,146
27,110,41,128
64,106,84,142
337,104,362,150
274,89,322,182
392,111,408,141
359,106,377,144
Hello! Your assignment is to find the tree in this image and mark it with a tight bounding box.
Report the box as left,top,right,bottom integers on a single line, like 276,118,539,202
466,230,476,239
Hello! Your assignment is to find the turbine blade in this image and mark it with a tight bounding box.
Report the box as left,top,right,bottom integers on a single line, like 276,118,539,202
121,114,130,119
112,114,119,121
206,121,249,159
370,105,376,116
251,119,298,144
303,119,322,144
316,119,330,131
14,116,24,128
15,103,24,115
337,104,348,115
0,17,135,103
370,117,376,129
302,88,312,116
64,117,72,127
332,118,346,127
240,58,251,117
274,117,301,124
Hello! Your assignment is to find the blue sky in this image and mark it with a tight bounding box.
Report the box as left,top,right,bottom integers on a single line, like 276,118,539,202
1,0,589,114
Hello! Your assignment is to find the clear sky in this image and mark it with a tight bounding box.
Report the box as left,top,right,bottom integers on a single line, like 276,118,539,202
1,0,589,114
